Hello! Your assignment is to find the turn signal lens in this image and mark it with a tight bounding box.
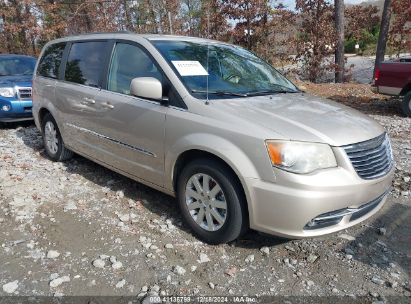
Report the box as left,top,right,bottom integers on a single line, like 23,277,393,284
267,142,283,165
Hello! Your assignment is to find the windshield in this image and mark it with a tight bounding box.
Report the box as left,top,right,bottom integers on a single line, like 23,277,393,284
152,40,298,99
0,56,36,77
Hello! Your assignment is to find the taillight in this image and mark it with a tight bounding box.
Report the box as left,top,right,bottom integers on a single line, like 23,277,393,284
374,68,380,81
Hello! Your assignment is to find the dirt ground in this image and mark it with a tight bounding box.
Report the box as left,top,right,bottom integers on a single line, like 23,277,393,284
0,83,410,302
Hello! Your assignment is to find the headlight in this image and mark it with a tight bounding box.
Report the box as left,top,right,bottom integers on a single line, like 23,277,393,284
265,140,337,174
0,87,15,98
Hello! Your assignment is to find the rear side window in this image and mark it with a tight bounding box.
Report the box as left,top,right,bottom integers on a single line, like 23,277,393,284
64,41,107,87
37,43,66,79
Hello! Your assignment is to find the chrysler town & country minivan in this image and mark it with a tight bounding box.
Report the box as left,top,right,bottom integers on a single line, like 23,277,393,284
32,33,394,244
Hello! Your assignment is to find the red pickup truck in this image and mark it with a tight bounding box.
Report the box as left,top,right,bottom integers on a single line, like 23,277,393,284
372,58,411,117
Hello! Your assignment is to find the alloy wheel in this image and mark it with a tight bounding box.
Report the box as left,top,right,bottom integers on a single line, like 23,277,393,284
44,121,59,154
185,173,227,231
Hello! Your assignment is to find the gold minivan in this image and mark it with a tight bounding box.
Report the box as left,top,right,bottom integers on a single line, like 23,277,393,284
33,33,394,244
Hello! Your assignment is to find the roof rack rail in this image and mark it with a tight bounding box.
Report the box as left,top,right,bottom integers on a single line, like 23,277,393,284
71,31,134,36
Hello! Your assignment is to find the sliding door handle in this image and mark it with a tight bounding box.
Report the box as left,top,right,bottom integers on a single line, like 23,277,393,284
82,97,96,105
101,102,114,109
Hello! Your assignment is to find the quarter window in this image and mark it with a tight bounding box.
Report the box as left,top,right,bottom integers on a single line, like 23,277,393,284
37,43,65,79
64,41,107,87
107,43,162,95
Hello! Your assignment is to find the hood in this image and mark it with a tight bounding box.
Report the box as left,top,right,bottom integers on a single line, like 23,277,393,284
211,93,385,146
0,75,32,88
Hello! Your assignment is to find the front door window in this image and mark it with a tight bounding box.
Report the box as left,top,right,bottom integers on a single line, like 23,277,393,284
107,43,162,95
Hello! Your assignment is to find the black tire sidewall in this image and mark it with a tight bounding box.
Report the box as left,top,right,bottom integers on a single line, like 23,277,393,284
401,92,411,118
41,114,64,161
177,159,245,244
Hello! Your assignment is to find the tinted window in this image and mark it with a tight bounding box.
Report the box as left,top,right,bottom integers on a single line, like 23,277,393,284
65,41,107,87
107,43,162,95
37,43,65,78
0,56,36,77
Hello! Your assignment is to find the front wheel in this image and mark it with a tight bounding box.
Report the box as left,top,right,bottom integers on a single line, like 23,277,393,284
41,113,73,161
400,91,411,118
177,158,247,244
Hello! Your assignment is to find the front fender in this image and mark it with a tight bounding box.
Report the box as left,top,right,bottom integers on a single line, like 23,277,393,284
165,133,260,188
164,133,262,222
165,133,265,228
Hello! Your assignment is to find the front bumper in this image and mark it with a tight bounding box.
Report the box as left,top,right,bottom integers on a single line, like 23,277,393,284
0,116,33,122
0,98,33,122
245,154,394,238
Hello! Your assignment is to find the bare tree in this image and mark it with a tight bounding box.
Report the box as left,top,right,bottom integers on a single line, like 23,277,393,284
389,0,411,57
334,0,344,83
296,0,335,83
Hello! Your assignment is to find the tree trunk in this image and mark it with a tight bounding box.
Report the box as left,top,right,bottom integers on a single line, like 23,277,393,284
374,0,392,77
1,13,12,53
123,0,133,31
246,3,251,50
334,0,345,83
10,0,25,53
81,6,93,33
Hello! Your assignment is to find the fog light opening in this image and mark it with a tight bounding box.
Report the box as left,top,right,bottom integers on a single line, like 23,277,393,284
304,217,344,230
1,105,11,111
306,220,316,228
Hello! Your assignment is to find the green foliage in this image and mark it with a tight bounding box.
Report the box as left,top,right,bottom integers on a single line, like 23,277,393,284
345,26,380,54
344,39,356,53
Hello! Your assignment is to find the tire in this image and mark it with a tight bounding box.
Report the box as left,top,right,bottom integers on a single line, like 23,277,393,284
177,158,248,244
41,113,73,161
400,91,411,118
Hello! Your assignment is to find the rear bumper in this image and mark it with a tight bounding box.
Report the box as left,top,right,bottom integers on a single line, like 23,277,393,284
371,85,401,96
245,165,394,238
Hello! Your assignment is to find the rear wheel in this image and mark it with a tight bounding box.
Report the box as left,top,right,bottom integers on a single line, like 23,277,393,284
177,158,247,244
400,91,411,117
42,113,73,161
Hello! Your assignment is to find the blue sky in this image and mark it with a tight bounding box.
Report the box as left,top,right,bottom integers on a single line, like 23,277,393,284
280,0,371,10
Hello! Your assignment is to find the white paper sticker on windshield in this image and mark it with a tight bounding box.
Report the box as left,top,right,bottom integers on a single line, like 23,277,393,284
171,61,209,76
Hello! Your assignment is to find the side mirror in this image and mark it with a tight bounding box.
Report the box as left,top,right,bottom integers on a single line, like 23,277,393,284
130,77,163,101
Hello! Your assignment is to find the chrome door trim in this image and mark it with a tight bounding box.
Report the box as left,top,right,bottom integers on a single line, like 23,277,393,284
66,123,156,158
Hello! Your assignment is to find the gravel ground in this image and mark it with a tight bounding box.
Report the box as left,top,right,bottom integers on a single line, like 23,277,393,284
0,84,410,301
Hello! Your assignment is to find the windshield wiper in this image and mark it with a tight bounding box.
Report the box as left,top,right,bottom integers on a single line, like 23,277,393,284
245,82,300,96
191,89,248,97
245,89,297,96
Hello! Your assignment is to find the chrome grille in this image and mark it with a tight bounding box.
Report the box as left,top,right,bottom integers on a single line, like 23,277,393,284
344,133,393,179
17,87,32,100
